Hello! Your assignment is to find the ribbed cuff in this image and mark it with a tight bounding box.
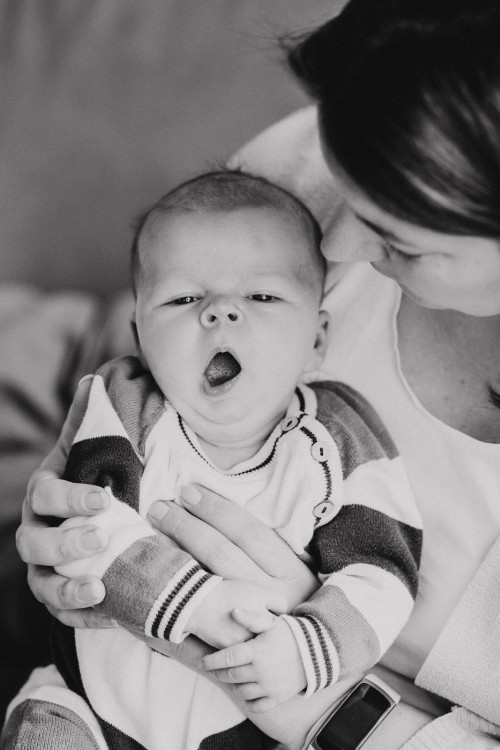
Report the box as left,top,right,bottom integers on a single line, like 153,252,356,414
402,707,500,750
144,559,222,643
281,614,340,696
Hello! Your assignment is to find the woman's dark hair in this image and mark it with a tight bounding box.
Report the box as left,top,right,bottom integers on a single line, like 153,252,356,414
287,0,500,236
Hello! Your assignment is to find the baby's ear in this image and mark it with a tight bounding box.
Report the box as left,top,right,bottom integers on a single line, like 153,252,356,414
130,316,148,369
315,309,330,355
308,309,330,370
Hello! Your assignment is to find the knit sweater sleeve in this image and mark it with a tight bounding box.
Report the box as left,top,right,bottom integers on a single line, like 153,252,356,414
402,708,500,749
400,535,500,748
54,356,221,643
282,382,423,696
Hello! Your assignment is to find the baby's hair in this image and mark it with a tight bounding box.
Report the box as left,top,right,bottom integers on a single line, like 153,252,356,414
130,168,325,297
286,0,500,237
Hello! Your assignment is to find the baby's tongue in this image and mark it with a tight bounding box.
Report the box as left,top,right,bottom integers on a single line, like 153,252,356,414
204,352,241,387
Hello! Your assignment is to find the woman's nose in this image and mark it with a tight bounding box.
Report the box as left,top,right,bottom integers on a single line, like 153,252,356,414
200,297,243,328
321,203,386,262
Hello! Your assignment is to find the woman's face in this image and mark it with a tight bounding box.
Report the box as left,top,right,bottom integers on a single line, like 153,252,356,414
323,159,500,317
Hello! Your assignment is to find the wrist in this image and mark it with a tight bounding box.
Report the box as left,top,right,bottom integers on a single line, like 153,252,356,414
304,674,406,750
360,703,432,750
274,616,307,696
161,566,222,643
281,614,337,696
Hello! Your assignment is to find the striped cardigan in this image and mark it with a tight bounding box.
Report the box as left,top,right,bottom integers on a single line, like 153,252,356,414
13,356,422,750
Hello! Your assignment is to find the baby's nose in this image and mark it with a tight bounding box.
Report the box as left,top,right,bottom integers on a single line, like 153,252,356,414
200,298,243,327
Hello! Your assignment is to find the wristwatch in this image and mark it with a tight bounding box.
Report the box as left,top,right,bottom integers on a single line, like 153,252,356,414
304,674,400,750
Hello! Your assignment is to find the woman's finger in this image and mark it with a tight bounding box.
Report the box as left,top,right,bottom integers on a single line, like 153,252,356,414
17,523,107,566
140,634,213,669
148,501,270,584
233,683,264,701
26,471,110,519
209,665,255,684
24,377,109,519
202,641,253,671
231,607,277,634
178,484,306,578
27,564,105,609
46,604,117,630
246,697,277,714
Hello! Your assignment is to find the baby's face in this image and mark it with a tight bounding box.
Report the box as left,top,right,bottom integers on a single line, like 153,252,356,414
134,208,328,451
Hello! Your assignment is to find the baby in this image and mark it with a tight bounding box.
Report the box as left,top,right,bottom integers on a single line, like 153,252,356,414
4,170,422,750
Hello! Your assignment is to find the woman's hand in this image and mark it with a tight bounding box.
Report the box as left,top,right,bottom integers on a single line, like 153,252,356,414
147,484,319,611
16,377,116,628
18,375,318,630
361,702,433,750
139,633,215,668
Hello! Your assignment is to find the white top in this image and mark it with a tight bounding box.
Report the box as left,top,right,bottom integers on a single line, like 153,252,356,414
319,260,500,681
234,106,500,696
47,364,420,750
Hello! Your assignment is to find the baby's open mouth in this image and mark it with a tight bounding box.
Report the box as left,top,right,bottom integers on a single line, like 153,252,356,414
204,351,241,387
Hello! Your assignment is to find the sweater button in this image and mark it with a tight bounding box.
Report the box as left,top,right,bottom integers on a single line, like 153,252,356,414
314,502,336,522
311,441,330,462
281,415,299,432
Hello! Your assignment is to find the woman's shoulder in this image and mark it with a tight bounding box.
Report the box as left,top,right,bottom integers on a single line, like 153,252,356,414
229,106,341,228
229,106,319,173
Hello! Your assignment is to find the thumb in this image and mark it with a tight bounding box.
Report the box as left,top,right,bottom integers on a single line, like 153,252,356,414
232,607,276,634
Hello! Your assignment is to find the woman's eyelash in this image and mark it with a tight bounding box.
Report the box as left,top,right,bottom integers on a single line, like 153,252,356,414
384,241,418,261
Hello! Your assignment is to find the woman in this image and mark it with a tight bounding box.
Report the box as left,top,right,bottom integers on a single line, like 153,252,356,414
12,1,500,747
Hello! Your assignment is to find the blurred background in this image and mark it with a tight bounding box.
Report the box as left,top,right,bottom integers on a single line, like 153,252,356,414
0,0,339,296
0,0,343,725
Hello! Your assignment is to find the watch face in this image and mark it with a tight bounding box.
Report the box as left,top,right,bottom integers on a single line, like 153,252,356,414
314,683,393,750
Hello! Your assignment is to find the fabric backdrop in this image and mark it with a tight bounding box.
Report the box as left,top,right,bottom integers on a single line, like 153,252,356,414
0,0,340,296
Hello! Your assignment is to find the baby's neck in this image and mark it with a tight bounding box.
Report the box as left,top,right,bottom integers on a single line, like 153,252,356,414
197,435,268,471
196,415,286,470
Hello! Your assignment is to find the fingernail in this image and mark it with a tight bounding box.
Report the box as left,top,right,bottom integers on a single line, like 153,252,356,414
81,528,107,551
100,618,119,628
181,485,201,505
77,581,103,604
148,501,169,521
86,491,109,510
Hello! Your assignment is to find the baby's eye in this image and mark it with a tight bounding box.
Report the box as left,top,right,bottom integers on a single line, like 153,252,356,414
169,295,200,305
249,293,278,302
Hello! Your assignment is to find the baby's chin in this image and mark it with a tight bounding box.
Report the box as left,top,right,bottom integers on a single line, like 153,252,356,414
195,418,270,450
193,429,264,472
188,409,281,460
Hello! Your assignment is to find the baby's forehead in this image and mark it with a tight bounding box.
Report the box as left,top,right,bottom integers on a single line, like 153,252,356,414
143,206,315,254
139,206,324,293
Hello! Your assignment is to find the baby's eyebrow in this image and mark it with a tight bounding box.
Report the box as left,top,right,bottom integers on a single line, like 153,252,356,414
249,271,292,281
